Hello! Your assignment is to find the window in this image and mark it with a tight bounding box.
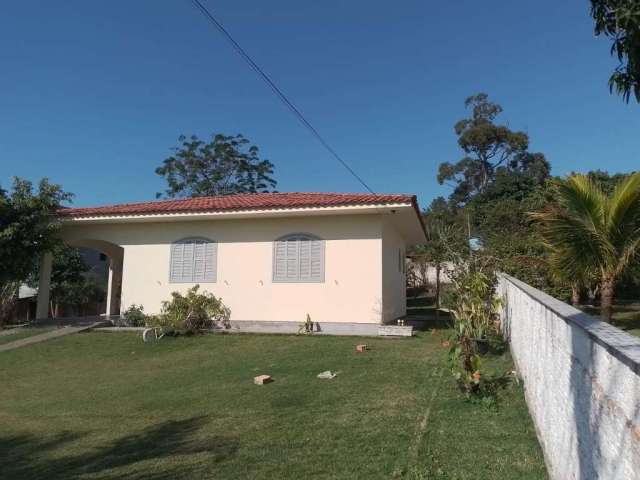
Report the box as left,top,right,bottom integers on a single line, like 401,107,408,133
273,234,324,283
169,238,217,283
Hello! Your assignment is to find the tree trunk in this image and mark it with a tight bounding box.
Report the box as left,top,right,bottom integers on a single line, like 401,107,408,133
571,285,581,306
434,264,442,322
0,282,18,327
435,264,441,311
587,285,598,304
600,276,615,323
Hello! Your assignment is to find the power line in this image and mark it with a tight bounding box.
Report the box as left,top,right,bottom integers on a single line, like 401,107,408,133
189,0,375,194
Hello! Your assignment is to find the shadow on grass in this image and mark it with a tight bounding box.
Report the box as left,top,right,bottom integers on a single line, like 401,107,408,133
1,416,238,480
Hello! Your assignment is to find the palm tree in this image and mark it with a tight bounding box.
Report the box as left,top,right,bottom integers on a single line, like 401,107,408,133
531,173,640,322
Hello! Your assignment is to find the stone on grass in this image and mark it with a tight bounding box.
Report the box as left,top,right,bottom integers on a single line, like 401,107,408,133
254,374,273,385
355,344,369,353
317,370,337,379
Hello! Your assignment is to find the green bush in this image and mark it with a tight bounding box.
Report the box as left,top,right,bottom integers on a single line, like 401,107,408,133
298,314,314,334
149,285,230,334
446,268,501,342
122,304,148,327
445,261,504,397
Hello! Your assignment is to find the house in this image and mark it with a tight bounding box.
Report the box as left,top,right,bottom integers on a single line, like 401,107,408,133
36,193,426,335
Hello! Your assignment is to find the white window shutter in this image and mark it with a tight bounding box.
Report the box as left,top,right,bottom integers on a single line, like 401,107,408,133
170,243,184,282
285,238,298,280
182,242,195,280
193,242,205,281
274,241,287,281
310,239,324,281
203,241,217,282
273,234,324,283
299,239,311,279
169,238,217,283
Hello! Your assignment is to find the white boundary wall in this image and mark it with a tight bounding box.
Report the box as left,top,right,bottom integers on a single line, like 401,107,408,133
498,274,640,480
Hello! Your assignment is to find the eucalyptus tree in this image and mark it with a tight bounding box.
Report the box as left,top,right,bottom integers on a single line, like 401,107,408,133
437,93,548,206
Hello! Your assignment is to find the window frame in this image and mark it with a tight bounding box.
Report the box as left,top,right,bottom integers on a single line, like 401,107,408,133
168,237,218,284
272,233,325,284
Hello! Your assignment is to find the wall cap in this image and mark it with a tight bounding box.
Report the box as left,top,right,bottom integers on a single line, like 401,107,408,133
499,273,640,375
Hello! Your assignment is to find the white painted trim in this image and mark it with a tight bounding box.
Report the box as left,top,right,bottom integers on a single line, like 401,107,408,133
59,203,414,224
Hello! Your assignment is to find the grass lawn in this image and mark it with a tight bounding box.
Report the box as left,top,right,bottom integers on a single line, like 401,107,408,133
0,330,546,479
0,327,56,345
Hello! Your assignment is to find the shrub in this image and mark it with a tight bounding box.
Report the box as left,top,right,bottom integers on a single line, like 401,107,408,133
149,285,230,334
447,268,501,342
298,313,314,334
445,261,503,397
122,304,148,327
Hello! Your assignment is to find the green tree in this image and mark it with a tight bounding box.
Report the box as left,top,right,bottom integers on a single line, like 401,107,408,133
576,170,637,303
434,93,561,299
156,133,277,198
437,94,547,206
591,0,640,102
465,163,571,300
416,198,465,311
584,169,633,194
0,178,72,323
531,173,640,322
28,246,107,318
48,247,105,317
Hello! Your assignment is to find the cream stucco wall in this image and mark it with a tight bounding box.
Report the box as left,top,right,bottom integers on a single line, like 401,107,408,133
60,213,406,324
381,217,407,322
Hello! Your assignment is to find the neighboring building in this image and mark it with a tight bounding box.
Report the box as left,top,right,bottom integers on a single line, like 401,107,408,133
12,285,38,323
406,257,453,289
36,193,426,333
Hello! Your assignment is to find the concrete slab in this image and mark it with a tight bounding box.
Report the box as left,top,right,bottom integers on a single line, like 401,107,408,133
0,321,108,353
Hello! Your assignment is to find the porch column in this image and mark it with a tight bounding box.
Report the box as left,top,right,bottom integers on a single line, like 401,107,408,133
105,258,122,317
36,252,53,319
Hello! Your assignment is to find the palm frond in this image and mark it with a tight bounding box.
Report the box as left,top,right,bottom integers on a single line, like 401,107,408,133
532,173,640,296
615,235,640,278
555,175,607,231
530,175,614,281
531,206,612,264
607,172,640,248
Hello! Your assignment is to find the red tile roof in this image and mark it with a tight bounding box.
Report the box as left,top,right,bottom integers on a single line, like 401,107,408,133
59,192,418,218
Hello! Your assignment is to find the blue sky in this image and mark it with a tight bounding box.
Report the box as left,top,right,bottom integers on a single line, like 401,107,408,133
0,1,638,209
